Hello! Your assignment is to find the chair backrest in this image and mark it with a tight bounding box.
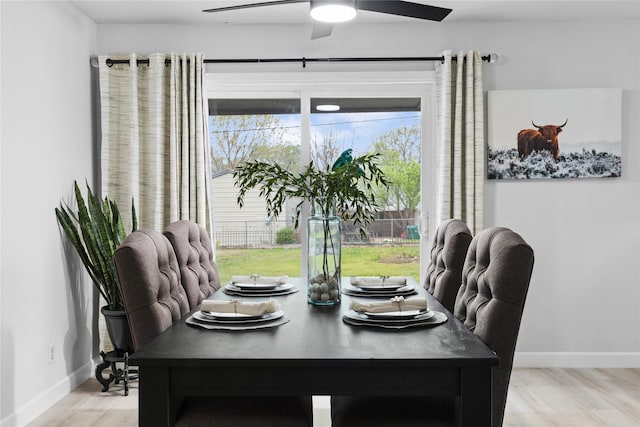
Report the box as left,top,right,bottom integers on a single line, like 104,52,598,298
163,220,221,310
114,229,190,351
424,219,473,312
454,227,534,427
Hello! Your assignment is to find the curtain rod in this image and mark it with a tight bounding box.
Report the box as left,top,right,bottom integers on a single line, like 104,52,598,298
99,54,497,68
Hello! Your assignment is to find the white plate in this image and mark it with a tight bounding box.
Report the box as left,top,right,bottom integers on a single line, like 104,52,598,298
342,311,447,329
200,311,263,320
352,283,406,292
196,310,285,323
350,277,407,288
187,315,290,331
223,285,299,297
346,310,435,324
341,285,417,298
344,284,414,293
226,283,294,293
232,283,280,290
364,309,433,321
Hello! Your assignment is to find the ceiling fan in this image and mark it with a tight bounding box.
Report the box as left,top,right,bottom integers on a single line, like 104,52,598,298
202,0,453,39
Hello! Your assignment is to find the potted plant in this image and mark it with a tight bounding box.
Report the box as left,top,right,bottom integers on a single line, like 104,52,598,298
55,181,137,353
234,149,388,305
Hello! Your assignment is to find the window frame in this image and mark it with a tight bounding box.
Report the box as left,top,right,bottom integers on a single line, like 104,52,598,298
206,71,437,281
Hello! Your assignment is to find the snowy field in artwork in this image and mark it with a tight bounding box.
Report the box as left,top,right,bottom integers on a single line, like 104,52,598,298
488,147,621,180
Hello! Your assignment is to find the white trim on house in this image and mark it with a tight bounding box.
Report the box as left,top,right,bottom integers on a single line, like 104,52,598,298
206,71,436,93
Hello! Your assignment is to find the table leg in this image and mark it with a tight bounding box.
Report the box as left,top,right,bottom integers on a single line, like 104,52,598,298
138,366,170,427
123,352,129,396
458,366,492,427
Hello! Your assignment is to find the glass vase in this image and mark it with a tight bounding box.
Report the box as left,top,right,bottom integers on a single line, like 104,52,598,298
307,200,341,306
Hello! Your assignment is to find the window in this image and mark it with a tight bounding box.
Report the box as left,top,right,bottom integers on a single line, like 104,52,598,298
206,72,436,285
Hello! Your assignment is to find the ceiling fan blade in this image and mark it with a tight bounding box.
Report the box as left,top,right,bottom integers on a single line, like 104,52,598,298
203,0,306,13
357,0,452,22
311,22,333,39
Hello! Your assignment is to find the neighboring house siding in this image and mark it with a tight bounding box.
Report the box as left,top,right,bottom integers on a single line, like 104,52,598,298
212,171,268,223
211,171,296,247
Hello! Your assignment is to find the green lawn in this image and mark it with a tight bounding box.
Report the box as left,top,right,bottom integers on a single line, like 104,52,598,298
216,245,420,284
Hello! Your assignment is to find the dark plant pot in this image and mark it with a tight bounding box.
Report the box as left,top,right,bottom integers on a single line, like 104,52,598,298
101,306,134,354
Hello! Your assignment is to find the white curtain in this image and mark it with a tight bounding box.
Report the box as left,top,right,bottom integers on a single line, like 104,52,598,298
435,50,485,234
98,53,213,232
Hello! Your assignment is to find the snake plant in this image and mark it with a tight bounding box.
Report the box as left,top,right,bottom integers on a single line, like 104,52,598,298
55,181,137,311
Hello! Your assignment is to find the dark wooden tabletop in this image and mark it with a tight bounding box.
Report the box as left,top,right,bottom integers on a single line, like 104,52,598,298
130,277,497,369
130,278,498,426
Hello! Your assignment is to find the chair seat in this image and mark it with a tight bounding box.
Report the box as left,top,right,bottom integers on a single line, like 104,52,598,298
177,396,313,427
330,396,454,427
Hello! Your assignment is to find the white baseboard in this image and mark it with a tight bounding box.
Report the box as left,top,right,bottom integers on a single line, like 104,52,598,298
514,352,640,368
0,361,93,427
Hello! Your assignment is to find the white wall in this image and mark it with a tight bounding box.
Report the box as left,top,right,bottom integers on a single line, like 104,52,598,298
0,5,636,425
1,2,97,426
97,18,640,367
0,4,634,426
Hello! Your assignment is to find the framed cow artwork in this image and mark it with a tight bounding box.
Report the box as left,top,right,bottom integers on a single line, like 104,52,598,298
487,88,622,179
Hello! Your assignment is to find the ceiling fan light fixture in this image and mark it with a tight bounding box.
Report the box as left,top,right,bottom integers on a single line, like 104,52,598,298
310,0,357,23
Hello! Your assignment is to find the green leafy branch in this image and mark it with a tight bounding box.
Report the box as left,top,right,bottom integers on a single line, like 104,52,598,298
233,152,388,238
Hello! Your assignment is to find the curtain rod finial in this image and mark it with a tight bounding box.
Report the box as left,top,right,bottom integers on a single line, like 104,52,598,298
488,53,499,64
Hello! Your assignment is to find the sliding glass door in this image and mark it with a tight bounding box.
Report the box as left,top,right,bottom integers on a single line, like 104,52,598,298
206,72,435,285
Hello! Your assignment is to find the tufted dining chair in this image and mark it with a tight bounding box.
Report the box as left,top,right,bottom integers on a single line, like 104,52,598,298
114,229,313,427
163,220,221,310
331,226,534,427
114,229,190,350
453,227,534,427
423,219,473,313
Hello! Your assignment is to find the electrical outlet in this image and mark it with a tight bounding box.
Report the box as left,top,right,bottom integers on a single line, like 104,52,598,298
48,344,55,365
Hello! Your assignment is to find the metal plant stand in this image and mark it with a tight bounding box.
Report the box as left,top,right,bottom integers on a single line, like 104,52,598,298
95,350,137,396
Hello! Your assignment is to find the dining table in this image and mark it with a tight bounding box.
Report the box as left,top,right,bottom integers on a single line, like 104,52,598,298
129,277,498,426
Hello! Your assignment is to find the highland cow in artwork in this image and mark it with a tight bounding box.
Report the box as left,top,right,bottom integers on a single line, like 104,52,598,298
487,88,622,180
517,119,567,161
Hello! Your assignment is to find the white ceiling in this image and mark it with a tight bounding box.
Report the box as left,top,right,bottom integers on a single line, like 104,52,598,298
70,1,640,25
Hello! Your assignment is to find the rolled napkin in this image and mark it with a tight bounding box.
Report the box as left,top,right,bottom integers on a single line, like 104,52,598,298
350,296,427,314
201,299,280,316
230,274,288,285
350,276,407,287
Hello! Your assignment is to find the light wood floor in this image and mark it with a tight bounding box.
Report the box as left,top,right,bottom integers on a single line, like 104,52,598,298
27,368,640,427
